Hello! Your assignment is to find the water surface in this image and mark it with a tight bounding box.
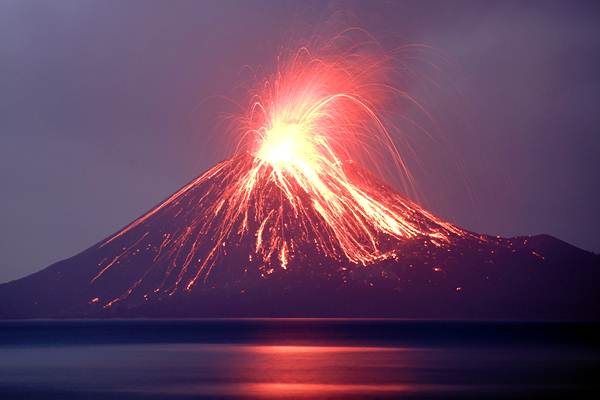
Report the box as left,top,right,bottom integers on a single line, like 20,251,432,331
0,320,598,399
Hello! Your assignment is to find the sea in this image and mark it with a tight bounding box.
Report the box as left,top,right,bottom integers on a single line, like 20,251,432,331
0,319,598,399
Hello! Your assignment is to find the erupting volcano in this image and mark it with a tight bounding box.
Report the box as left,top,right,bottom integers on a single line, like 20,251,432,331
0,33,598,319
94,39,465,303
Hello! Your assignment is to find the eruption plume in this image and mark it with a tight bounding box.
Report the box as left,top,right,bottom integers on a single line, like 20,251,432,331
93,31,465,308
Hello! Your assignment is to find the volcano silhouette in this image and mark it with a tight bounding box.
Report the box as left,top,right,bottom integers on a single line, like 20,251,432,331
1,153,598,319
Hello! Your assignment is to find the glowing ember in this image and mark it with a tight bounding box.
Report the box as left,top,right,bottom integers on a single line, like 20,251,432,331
93,31,465,307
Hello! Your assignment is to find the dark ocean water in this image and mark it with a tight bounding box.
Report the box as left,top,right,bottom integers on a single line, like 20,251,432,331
0,320,598,399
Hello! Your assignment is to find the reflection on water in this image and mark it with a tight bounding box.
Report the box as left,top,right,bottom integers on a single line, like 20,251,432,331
0,320,598,399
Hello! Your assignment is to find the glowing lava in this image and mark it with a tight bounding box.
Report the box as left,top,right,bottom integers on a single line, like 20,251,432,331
92,32,465,308
257,121,311,168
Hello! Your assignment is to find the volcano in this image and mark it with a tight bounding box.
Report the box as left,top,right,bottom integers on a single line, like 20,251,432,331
2,35,599,320
0,152,598,319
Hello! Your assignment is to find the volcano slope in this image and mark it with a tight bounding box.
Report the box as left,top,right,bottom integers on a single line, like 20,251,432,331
0,153,598,319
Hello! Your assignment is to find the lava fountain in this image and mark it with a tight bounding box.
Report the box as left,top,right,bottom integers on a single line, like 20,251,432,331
93,31,464,308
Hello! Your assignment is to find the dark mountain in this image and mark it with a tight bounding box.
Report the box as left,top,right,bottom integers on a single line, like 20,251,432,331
1,154,598,319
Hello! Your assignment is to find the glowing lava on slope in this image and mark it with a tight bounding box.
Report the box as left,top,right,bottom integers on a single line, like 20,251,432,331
92,32,465,308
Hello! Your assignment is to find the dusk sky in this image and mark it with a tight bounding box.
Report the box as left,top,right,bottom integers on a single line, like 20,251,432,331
1,0,599,283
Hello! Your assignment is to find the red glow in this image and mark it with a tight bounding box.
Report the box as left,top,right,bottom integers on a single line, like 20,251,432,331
92,30,465,307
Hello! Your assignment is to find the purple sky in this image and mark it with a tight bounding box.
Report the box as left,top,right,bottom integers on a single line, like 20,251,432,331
1,0,599,283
